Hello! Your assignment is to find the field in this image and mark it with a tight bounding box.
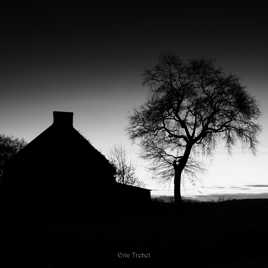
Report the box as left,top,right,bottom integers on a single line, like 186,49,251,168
47,198,268,267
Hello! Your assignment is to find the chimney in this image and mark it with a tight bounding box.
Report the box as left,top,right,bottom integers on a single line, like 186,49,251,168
53,111,73,128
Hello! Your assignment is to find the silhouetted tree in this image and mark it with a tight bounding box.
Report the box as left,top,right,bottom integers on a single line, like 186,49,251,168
109,145,145,187
128,55,261,204
0,134,26,182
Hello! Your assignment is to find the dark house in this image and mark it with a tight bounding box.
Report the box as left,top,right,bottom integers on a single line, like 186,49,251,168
4,111,151,220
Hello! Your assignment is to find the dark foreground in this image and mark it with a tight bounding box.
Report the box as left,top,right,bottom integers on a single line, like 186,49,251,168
1,190,268,267
46,199,267,267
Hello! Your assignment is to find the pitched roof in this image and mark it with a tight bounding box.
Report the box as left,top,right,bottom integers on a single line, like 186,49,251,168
16,124,112,168
5,111,116,185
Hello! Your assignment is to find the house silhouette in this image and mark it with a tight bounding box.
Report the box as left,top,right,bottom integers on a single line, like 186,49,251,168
4,111,151,220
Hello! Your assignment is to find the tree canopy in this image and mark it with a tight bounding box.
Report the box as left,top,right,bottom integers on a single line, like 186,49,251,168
0,134,26,182
128,55,261,203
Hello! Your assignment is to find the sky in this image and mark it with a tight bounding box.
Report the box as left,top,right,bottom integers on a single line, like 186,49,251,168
1,7,267,197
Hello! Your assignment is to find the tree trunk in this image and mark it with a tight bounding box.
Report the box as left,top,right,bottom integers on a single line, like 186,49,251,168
174,166,182,205
173,144,193,205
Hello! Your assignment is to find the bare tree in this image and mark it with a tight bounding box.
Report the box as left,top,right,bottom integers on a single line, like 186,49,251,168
109,145,145,187
0,134,26,182
128,55,261,204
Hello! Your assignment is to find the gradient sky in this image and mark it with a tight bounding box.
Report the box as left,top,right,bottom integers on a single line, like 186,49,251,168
1,8,267,196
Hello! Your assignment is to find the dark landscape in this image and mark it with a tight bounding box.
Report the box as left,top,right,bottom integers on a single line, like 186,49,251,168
1,177,267,267
44,197,268,267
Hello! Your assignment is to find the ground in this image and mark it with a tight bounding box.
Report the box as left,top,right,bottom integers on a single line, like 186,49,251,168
46,199,268,267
